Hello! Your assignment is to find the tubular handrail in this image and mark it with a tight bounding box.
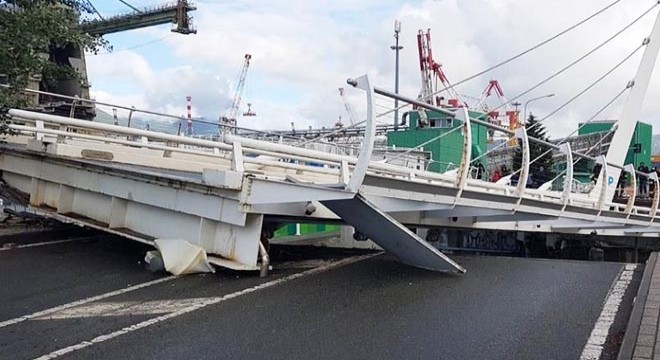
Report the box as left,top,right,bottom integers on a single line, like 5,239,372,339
8,107,660,220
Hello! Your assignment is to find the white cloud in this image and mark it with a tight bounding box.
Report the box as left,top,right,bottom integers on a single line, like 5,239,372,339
87,50,232,123
86,0,660,139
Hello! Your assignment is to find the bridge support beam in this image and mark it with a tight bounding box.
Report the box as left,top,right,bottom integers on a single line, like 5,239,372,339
559,143,573,209
514,127,530,201
322,194,465,273
1,151,263,271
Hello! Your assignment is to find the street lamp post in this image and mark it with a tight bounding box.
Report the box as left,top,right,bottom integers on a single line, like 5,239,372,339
523,93,555,125
390,20,403,130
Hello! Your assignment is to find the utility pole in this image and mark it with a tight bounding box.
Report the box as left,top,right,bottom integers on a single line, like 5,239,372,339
390,20,403,130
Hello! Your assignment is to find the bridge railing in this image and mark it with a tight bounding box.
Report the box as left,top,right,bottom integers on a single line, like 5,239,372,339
4,82,660,221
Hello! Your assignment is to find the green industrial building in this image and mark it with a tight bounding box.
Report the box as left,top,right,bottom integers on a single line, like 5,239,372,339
387,110,490,173
274,109,489,241
577,120,652,168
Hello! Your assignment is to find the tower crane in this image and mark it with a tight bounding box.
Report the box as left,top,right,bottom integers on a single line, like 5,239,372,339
220,54,252,133
338,87,356,125
417,29,465,107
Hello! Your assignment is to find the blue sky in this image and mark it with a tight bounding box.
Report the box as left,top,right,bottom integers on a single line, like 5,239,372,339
84,0,660,137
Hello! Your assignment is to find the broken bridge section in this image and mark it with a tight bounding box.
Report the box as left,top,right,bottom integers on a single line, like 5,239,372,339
321,194,466,273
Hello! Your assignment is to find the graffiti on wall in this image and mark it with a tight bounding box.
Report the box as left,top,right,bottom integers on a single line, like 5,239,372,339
463,230,521,253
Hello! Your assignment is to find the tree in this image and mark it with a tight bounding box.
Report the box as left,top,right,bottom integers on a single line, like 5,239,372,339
0,0,108,108
513,114,554,187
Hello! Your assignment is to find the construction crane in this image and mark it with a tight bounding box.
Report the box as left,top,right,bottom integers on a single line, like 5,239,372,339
220,54,252,133
474,80,518,143
474,80,508,111
417,29,464,107
338,87,356,125
80,0,197,36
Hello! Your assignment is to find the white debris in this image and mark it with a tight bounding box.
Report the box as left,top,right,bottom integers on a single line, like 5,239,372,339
154,239,215,275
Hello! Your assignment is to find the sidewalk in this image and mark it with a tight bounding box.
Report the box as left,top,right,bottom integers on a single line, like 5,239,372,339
620,253,660,360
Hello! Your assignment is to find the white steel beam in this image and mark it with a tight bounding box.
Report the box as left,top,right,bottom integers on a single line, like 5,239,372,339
604,7,660,202
346,74,376,193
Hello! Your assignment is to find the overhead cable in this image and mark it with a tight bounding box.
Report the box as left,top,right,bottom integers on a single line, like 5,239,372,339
536,43,644,124
504,85,629,179
491,3,657,113
375,0,630,119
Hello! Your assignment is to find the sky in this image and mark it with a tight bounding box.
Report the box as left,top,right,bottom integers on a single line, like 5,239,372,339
85,0,660,138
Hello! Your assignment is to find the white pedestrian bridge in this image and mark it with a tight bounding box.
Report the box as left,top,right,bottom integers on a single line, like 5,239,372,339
3,3,660,274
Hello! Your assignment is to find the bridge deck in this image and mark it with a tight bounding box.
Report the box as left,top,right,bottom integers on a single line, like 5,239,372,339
2,108,659,274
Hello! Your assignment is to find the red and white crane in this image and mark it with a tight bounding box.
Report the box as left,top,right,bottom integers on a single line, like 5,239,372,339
417,29,464,107
474,79,519,142
220,53,252,132
474,80,508,111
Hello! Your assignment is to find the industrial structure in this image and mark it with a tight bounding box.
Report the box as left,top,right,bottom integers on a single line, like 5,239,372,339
79,0,197,36
416,29,465,107
2,44,660,274
220,54,253,133
19,0,197,121
2,0,660,278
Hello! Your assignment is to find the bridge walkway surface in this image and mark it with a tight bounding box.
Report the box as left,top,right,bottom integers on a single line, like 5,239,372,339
0,229,643,360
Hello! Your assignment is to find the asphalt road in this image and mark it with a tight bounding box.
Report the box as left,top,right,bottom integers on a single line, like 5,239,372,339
0,230,641,360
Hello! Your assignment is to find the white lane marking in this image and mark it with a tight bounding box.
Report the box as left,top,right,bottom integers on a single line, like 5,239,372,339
33,253,377,360
0,237,92,251
580,263,638,360
0,276,177,329
34,298,207,320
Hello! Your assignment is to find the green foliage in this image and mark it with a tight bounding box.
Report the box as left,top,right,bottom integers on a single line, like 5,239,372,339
513,114,555,182
0,0,108,108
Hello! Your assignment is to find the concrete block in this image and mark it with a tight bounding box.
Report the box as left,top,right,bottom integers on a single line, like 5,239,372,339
642,316,658,326
202,169,242,189
646,300,660,309
650,289,660,297
633,345,652,358
637,334,655,347
648,295,660,302
26,138,49,152
644,308,660,318
639,324,656,335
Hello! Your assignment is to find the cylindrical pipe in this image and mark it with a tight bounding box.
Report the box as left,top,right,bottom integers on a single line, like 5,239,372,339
258,241,270,278
8,108,460,184
9,109,233,150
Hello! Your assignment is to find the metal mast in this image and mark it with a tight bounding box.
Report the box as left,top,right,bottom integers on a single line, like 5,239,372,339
390,20,403,129
601,7,660,203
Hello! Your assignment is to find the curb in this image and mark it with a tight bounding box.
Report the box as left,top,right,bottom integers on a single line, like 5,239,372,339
618,252,658,360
